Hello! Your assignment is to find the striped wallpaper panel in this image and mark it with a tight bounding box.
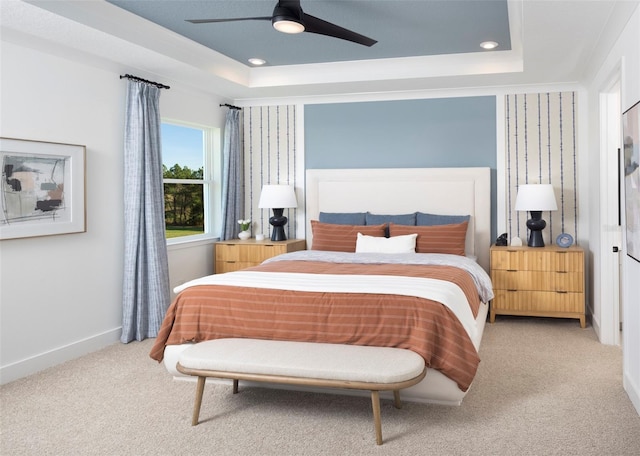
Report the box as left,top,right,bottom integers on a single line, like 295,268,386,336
505,92,579,246
243,105,300,240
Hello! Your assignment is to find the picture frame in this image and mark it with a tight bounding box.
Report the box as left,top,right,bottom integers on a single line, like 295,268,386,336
623,101,640,263
1,137,86,240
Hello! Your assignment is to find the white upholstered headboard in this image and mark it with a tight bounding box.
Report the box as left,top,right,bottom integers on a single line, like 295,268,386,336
305,168,491,271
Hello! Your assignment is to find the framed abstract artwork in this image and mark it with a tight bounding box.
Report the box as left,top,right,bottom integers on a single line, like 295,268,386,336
623,101,640,263
0,137,86,240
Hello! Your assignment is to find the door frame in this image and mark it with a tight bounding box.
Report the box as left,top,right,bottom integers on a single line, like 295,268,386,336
598,74,623,346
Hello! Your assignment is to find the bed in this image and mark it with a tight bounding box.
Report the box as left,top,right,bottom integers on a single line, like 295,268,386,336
152,167,493,406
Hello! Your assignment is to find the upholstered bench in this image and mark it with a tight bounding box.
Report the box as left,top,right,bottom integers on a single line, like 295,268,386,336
176,338,427,445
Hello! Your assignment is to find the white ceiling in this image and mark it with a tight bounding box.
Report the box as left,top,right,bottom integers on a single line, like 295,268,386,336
1,1,638,104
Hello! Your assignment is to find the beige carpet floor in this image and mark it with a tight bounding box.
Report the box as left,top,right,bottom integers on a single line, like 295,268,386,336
1,317,639,456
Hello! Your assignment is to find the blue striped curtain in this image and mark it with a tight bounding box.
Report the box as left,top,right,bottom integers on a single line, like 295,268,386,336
121,81,170,343
220,108,244,240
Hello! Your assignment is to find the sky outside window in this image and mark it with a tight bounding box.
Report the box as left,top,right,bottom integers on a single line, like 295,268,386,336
161,123,204,171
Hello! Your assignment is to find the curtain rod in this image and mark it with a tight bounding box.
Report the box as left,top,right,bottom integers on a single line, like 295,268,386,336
120,74,170,90
220,103,242,110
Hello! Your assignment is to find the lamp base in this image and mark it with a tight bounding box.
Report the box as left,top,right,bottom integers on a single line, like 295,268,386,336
269,208,288,241
526,210,546,247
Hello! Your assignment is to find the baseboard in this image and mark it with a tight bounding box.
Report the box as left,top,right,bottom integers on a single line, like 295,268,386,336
0,327,122,385
591,313,601,340
624,371,640,417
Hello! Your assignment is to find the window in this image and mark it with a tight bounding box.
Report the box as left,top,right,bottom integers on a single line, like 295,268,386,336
161,121,217,242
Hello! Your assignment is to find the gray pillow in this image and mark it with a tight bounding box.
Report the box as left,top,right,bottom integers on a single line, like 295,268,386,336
416,212,470,226
319,211,366,225
365,212,416,226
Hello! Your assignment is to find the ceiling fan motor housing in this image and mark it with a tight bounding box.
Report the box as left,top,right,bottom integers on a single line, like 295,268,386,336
272,2,305,33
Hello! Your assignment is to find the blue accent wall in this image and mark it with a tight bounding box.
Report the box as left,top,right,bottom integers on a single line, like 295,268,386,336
304,96,498,240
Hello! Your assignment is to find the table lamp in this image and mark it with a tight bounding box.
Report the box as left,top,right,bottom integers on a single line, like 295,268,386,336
514,184,558,247
258,185,297,241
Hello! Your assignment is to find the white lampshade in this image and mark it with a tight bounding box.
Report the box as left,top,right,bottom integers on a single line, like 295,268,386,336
258,185,298,209
514,184,558,211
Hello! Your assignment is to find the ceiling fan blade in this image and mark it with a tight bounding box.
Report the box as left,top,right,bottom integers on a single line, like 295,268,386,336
186,1,376,47
186,17,271,24
302,13,377,47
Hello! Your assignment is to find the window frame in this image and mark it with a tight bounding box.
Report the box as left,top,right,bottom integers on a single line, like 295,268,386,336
161,119,221,246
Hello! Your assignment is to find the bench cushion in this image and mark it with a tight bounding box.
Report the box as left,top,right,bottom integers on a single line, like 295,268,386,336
178,338,425,384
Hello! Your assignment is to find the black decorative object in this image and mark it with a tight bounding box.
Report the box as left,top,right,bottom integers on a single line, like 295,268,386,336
495,233,508,246
525,211,547,247
268,208,288,241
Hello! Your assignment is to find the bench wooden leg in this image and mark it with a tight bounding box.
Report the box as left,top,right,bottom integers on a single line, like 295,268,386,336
192,376,206,426
393,390,402,409
370,390,383,445
233,379,239,394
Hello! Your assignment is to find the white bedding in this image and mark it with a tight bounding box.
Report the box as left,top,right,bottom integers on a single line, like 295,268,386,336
265,250,495,303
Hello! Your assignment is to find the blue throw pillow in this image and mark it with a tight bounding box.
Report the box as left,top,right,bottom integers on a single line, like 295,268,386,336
365,212,416,226
319,212,366,225
416,212,470,226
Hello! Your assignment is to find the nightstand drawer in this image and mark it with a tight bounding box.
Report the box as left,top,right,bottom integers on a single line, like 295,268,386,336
253,244,287,260
491,249,583,272
492,270,584,292
215,243,287,263
492,290,583,314
215,244,241,262
216,261,254,274
215,239,306,274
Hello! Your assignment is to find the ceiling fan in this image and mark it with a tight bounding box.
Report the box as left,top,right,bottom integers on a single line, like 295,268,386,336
186,0,377,47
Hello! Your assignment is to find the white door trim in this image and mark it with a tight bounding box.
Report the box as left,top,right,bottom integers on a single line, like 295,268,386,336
598,73,622,346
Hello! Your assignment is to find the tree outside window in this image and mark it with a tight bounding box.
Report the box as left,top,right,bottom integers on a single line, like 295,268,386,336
162,122,214,240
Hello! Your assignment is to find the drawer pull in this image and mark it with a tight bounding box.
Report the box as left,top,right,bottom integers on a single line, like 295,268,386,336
507,289,518,292
556,290,568,294
507,269,518,272
556,271,568,274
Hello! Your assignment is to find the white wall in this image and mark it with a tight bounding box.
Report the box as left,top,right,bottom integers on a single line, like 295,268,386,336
0,40,225,383
585,6,640,414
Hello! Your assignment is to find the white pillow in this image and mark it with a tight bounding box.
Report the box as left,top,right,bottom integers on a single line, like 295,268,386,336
355,233,417,254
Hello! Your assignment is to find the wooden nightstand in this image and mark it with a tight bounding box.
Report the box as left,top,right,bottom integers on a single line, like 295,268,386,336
215,238,306,274
489,244,585,327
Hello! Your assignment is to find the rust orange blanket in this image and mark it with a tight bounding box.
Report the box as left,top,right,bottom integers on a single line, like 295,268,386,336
150,261,481,391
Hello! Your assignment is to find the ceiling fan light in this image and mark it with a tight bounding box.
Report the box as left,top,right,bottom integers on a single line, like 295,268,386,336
273,18,305,34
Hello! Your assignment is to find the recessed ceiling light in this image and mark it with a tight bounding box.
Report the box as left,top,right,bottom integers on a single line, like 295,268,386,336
248,58,267,66
480,41,499,50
